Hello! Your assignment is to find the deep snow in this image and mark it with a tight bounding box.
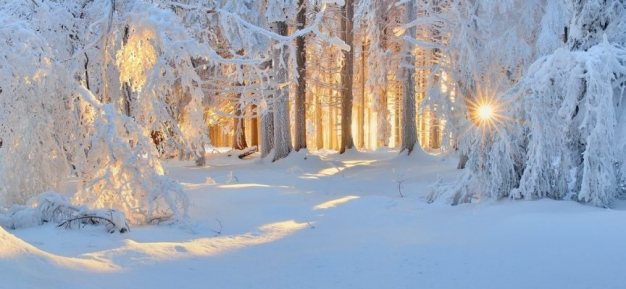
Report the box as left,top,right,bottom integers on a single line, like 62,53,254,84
1,148,625,289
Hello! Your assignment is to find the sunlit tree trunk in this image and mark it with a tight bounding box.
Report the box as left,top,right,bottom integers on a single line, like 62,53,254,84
261,59,275,158
250,104,259,150
232,88,248,150
400,0,417,154
339,0,355,154
315,91,324,149
272,21,292,161
328,92,335,149
358,42,366,149
294,0,307,151
394,88,401,147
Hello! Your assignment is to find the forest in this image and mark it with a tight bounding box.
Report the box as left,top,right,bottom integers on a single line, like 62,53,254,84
0,0,625,226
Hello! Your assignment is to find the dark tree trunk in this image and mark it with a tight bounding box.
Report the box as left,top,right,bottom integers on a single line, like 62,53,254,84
339,0,355,154
294,0,307,151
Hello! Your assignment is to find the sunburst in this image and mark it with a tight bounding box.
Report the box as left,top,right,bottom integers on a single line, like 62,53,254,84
460,81,514,143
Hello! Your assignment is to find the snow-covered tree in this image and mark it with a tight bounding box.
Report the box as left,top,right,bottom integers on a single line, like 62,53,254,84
431,1,626,207
0,8,70,206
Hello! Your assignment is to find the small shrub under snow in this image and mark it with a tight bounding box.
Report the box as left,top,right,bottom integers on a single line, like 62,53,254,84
0,191,129,233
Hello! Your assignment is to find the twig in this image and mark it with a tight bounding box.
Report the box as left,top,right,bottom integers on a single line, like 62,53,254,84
397,179,405,198
212,218,223,235
149,215,173,225
238,146,258,159
58,215,128,233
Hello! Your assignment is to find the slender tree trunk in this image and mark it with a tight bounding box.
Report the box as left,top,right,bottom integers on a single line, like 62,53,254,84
294,0,307,151
395,88,401,147
330,84,337,150
378,89,389,147
272,21,292,161
358,42,366,149
339,0,355,154
261,59,275,158
315,91,324,149
400,0,418,154
261,111,274,158
250,104,259,150
121,25,132,117
378,14,391,148
232,90,248,150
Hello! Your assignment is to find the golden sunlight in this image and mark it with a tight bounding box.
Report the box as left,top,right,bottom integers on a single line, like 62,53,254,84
477,104,494,121
465,83,507,130
313,196,360,210
457,81,518,145
116,28,158,92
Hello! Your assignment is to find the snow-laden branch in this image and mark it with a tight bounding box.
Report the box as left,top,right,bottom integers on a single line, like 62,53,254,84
68,0,114,60
165,1,350,52
404,36,445,49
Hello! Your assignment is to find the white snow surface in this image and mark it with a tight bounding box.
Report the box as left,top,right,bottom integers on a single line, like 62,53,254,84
1,148,626,289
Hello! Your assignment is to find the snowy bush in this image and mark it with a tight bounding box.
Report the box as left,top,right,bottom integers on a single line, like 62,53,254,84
0,1,197,227
74,87,190,226
0,191,129,233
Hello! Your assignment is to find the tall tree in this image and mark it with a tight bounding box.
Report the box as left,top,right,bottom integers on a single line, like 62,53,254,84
399,0,418,154
339,0,355,154
232,82,248,150
294,0,308,151
271,20,293,161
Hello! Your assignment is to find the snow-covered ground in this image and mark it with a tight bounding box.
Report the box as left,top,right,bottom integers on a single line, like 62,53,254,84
1,148,625,289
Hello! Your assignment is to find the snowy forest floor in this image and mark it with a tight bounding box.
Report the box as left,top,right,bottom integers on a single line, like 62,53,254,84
1,148,626,289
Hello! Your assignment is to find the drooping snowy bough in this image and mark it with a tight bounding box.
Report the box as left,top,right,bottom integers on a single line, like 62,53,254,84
432,38,626,207
0,191,129,233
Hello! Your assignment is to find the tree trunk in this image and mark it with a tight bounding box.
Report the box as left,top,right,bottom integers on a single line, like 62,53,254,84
339,0,355,154
250,104,259,149
121,25,132,117
272,21,292,161
260,59,275,158
457,153,469,169
400,0,418,154
294,0,307,151
261,111,274,158
315,91,324,149
232,90,248,150
358,41,366,149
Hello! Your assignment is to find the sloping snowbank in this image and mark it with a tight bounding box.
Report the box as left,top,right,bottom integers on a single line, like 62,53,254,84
1,149,625,289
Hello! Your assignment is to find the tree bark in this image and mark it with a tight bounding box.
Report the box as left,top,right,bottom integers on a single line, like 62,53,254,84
260,58,275,158
121,25,132,117
294,0,307,151
250,104,259,149
272,21,292,161
400,0,418,154
339,0,355,154
315,90,324,149
358,41,366,149
232,89,248,150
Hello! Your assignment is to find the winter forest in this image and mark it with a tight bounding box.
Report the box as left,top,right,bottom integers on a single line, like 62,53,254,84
1,0,626,288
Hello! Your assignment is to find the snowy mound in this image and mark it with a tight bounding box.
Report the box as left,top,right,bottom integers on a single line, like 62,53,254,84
0,227,118,289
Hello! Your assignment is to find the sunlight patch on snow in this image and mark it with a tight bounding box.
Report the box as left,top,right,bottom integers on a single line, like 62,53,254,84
313,196,360,210
308,160,376,177
219,184,272,189
82,220,308,265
